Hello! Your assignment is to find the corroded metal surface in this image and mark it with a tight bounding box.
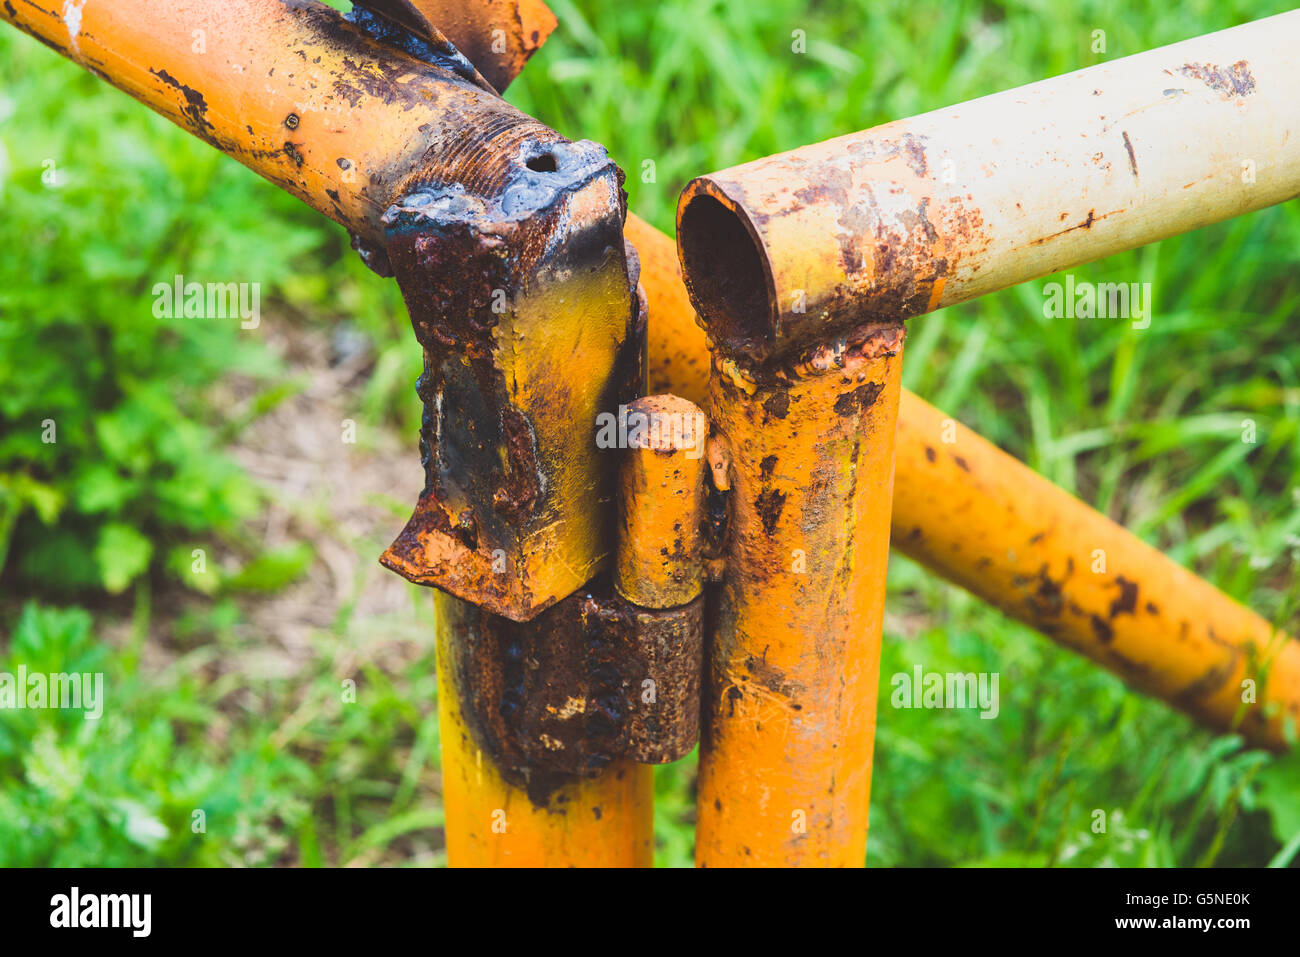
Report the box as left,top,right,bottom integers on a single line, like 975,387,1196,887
387,0,558,93
636,202,1300,751
0,1,552,248
614,393,708,609
677,11,1300,360
434,591,654,866
695,321,906,866
623,596,703,764
437,582,702,793
378,142,643,621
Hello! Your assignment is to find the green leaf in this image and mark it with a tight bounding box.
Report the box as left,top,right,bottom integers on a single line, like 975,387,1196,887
1255,751,1300,844
94,522,153,594
222,543,315,594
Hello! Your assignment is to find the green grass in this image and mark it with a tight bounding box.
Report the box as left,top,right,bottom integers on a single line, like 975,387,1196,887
2,0,1298,866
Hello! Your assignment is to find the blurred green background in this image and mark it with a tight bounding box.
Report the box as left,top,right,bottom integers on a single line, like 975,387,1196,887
1,0,1298,867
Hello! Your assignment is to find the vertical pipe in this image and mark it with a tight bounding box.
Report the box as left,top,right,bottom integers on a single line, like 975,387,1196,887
614,394,709,765
697,321,906,866
630,214,1300,749
615,394,708,610
433,592,654,867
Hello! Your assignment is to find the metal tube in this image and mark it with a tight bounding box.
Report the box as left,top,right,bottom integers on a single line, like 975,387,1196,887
402,0,557,93
698,321,905,866
627,214,1299,750
677,11,1300,360
613,394,709,764
893,393,1300,748
0,0,552,245
433,592,654,866
615,394,708,610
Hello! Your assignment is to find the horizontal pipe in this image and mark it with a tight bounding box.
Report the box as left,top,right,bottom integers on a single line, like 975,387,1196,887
627,214,1300,750
1,0,562,245
676,11,1300,360
894,392,1300,748
405,0,557,93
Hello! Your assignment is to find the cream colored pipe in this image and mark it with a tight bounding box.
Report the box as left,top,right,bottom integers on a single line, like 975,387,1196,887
677,10,1300,360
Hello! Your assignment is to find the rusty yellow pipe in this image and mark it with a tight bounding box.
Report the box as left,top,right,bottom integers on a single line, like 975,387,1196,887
434,592,653,866
405,0,557,93
0,0,555,246
614,394,708,610
892,394,1300,746
676,11,1300,361
698,321,905,866
611,394,708,764
3,0,651,866
627,212,1299,750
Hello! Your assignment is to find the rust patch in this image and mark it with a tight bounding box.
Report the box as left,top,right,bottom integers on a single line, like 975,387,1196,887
900,132,929,178
1173,655,1239,707
443,584,702,804
1090,614,1115,644
762,390,791,420
1178,60,1256,99
148,67,216,144
755,488,787,536
833,380,884,417
1121,130,1138,179
1109,575,1138,619
1020,562,1067,620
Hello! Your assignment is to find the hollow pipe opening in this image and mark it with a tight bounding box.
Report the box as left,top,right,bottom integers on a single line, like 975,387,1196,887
677,192,775,359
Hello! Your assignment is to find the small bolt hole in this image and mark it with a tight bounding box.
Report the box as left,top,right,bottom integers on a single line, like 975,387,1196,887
526,153,558,173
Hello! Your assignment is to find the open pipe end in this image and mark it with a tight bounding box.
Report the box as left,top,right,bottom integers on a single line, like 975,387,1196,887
676,185,778,362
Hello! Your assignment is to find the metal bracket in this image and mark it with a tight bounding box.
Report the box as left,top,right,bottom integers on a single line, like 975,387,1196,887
439,580,702,801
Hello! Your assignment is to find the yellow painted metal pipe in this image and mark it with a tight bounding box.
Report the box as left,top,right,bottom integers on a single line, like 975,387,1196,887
892,394,1300,747
627,213,1299,750
0,0,555,245
697,321,906,866
676,11,1300,360
434,592,653,866
614,394,708,610
404,0,557,93
2,0,652,865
